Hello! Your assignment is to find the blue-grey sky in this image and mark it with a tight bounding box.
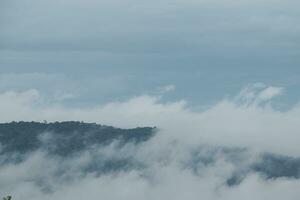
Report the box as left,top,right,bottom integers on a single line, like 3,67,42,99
2,2,300,198
1,0,300,107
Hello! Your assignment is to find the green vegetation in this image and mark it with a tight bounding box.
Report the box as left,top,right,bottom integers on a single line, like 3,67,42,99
0,121,156,156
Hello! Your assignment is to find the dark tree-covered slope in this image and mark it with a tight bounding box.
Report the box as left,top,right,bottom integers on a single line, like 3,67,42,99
0,121,156,155
0,121,299,186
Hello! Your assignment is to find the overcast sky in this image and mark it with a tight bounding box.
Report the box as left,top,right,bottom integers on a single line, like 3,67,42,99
1,0,300,108
1,1,300,199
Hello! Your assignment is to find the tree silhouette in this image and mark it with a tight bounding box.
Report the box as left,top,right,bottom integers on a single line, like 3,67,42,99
3,196,12,200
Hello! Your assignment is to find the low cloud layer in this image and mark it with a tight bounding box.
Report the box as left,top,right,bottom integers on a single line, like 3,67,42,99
0,84,299,155
0,128,300,200
0,85,300,199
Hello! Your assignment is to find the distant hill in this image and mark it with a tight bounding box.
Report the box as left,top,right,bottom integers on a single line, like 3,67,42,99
0,121,156,156
0,121,299,185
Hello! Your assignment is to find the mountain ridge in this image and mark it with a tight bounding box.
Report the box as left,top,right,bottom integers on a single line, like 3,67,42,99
0,121,156,155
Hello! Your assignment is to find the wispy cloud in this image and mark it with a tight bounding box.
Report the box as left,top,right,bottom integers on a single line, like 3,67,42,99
158,85,176,94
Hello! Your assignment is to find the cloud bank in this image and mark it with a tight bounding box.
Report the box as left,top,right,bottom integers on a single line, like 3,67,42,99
0,84,299,155
0,85,300,199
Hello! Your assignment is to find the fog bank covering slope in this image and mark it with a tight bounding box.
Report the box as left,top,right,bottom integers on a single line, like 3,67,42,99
0,121,300,200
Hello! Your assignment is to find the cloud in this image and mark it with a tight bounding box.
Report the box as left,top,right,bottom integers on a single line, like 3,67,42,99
0,84,299,156
234,83,283,105
0,73,135,105
1,0,300,54
0,85,300,200
0,135,300,200
0,73,78,101
158,85,176,94
257,86,283,102
0,84,300,199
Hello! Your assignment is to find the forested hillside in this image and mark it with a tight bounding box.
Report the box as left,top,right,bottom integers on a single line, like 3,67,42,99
0,121,156,155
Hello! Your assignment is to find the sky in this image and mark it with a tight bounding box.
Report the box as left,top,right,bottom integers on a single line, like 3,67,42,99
1,0,300,108
1,0,300,199
0,0,299,160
